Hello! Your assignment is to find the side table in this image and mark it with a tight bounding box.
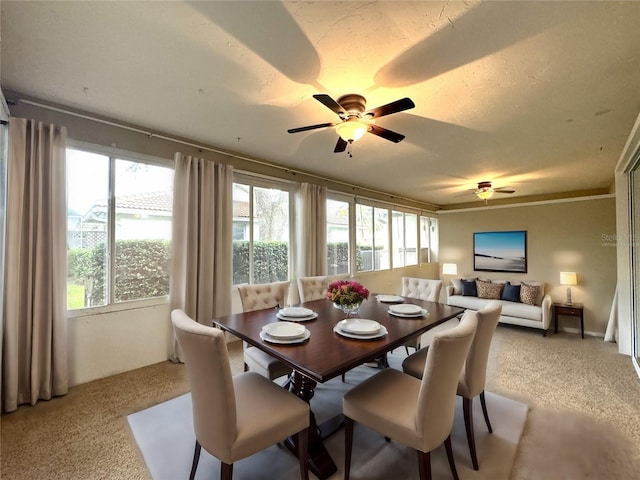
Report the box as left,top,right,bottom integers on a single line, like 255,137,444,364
553,303,584,338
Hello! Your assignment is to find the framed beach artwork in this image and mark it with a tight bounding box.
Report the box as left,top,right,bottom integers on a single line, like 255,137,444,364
473,230,527,273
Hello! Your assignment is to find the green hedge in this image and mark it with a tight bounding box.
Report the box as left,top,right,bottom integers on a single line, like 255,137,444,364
70,239,371,306
233,240,289,284
69,239,170,305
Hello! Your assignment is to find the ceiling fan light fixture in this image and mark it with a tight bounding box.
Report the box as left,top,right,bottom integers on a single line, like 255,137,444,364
335,120,367,143
476,189,494,200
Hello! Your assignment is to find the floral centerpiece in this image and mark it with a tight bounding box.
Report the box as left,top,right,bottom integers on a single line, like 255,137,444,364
327,279,370,317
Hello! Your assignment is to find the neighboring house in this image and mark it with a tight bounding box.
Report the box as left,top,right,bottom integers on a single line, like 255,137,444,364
68,190,254,248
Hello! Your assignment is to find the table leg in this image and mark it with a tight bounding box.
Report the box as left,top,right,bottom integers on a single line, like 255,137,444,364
285,370,338,480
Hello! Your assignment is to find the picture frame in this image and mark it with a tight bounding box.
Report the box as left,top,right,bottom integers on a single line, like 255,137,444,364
473,230,527,273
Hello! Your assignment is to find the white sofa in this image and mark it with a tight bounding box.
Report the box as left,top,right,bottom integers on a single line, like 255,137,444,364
445,279,552,336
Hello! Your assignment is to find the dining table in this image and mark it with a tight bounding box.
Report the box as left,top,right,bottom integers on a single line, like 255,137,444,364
213,295,465,480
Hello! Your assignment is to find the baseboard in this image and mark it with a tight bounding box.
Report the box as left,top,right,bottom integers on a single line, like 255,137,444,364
557,326,605,338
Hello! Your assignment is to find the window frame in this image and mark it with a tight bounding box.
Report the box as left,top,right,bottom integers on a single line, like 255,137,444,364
232,171,295,286
327,191,437,273
66,140,173,317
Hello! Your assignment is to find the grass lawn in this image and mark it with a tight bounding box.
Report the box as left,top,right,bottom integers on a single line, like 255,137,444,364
67,283,85,309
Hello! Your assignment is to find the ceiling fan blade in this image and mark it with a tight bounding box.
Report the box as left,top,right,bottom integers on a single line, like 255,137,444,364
364,97,415,119
313,94,346,117
334,137,348,153
495,187,516,194
287,122,335,134
368,125,405,143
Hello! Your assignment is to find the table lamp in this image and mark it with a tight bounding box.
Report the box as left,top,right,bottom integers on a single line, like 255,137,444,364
442,263,458,276
560,272,577,305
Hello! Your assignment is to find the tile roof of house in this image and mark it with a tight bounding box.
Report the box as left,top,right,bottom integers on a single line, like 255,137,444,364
84,191,250,218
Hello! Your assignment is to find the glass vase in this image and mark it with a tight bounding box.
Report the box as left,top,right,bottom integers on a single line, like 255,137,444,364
337,302,362,319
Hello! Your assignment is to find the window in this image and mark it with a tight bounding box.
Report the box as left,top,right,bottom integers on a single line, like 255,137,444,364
392,210,418,267
326,198,350,275
233,178,291,285
355,203,390,272
420,215,437,263
66,147,173,310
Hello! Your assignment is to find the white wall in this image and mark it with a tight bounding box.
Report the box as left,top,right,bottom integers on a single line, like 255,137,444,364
67,302,173,386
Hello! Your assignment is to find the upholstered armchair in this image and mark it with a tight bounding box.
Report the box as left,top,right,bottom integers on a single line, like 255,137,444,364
403,301,503,470
237,281,293,383
343,311,478,480
297,275,328,302
400,277,444,353
171,309,310,480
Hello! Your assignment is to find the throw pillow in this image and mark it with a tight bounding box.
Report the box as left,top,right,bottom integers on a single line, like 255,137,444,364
501,282,521,302
450,278,463,295
477,280,503,299
461,279,478,296
522,281,545,305
520,283,540,305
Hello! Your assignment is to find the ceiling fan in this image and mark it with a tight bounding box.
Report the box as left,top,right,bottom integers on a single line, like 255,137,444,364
287,94,415,153
472,181,516,201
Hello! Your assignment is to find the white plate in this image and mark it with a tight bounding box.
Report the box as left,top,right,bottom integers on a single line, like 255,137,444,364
388,308,428,318
279,307,314,317
260,329,310,344
377,294,404,303
389,304,423,315
276,311,318,322
262,322,306,339
338,318,381,334
333,324,388,340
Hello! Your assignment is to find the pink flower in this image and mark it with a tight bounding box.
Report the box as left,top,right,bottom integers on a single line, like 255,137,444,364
327,280,369,306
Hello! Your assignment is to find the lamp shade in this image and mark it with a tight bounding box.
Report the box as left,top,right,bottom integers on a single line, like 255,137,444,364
442,263,458,275
560,272,577,286
335,120,367,142
476,189,494,200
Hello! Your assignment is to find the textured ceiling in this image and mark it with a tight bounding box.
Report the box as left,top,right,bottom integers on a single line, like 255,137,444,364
2,1,639,207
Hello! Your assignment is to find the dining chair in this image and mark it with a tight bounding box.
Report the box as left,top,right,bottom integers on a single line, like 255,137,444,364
402,301,502,471
237,281,293,385
297,275,328,302
297,275,349,382
171,309,310,480
343,311,478,480
400,277,444,354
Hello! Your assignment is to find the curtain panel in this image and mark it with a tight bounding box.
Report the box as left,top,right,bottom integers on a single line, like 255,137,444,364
169,153,233,362
296,182,327,278
2,118,68,413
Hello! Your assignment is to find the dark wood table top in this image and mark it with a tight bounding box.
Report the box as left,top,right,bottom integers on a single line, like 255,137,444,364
214,296,464,383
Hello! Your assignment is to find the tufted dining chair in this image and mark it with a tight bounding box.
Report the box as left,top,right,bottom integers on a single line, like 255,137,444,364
297,275,328,302
343,311,478,480
402,301,502,470
400,277,444,354
171,309,310,480
237,281,293,385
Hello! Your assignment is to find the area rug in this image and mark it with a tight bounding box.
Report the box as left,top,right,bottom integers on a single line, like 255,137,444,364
128,354,528,480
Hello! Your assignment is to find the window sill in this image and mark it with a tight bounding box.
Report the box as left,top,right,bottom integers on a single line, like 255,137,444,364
66,296,169,319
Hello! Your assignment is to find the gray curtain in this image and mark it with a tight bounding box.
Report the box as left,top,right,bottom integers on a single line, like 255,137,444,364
2,118,68,413
296,182,327,277
169,153,233,362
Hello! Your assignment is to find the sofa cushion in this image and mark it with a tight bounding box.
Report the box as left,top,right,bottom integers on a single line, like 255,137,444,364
522,281,545,305
476,280,503,299
520,283,539,305
461,279,478,296
447,295,543,322
451,278,463,295
501,282,521,303
500,301,542,321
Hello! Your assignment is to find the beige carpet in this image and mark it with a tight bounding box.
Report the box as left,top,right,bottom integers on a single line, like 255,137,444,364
2,326,640,479
128,352,528,479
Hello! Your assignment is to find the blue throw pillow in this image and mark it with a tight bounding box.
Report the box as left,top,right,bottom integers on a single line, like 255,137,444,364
501,282,521,302
461,279,477,296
